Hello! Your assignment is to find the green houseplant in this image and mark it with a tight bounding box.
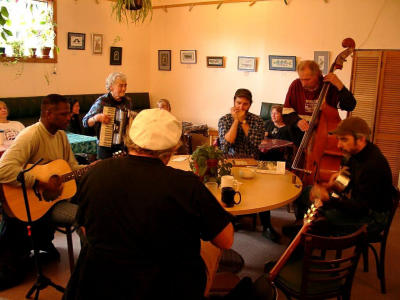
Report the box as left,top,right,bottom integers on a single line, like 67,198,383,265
189,144,232,183
112,0,153,24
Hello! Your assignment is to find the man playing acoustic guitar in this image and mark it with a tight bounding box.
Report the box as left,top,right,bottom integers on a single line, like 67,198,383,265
0,94,86,290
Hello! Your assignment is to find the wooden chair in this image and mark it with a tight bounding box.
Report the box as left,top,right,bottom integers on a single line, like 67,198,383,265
208,129,219,147
271,225,367,300
362,188,399,294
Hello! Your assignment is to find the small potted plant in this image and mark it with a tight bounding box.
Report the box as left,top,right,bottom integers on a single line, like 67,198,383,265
189,144,232,183
0,44,5,57
8,40,24,58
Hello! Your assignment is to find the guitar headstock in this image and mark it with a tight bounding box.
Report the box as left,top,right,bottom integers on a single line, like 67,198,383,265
304,203,319,225
112,150,127,158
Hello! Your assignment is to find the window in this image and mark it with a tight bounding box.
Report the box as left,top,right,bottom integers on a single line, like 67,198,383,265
0,0,57,62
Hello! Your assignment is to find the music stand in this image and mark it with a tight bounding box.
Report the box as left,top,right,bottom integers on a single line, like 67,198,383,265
17,159,65,299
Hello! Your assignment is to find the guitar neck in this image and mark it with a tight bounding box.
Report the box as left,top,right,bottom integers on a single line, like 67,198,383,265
269,223,310,281
61,165,92,183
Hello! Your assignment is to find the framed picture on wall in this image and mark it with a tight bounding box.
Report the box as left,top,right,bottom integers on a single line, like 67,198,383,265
92,34,103,54
158,50,171,71
180,50,197,64
268,55,296,71
110,47,122,65
68,32,86,50
314,51,330,75
206,56,225,68
238,56,257,72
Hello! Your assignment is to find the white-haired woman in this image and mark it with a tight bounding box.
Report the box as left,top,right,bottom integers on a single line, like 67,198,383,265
83,72,131,159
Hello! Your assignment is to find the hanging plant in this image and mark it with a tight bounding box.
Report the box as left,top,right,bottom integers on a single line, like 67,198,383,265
112,0,153,24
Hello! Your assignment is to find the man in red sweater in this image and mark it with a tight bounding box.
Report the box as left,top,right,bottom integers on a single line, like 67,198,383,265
283,60,356,131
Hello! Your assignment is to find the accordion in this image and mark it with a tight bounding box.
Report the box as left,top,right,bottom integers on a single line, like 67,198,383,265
99,106,136,148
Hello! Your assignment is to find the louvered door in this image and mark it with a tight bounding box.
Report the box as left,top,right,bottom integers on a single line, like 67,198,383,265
351,50,400,186
374,51,400,186
350,51,382,136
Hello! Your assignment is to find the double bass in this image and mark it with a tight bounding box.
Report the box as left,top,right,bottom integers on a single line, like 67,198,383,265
291,38,356,185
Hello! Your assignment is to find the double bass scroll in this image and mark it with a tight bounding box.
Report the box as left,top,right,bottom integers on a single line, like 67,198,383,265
291,38,356,185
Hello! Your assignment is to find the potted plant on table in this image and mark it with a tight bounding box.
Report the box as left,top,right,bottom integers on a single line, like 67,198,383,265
189,144,232,184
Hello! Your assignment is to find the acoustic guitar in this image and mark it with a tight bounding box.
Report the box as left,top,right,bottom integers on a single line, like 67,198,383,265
1,159,92,222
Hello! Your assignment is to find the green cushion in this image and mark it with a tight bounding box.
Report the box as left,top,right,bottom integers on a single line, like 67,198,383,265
1,93,150,127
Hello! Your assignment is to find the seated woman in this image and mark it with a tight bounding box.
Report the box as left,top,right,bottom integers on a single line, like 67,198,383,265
260,104,303,161
66,99,83,134
0,101,25,146
259,105,303,242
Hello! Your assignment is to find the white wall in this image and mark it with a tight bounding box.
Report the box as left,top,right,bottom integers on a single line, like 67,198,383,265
0,0,151,97
149,0,400,128
1,0,400,130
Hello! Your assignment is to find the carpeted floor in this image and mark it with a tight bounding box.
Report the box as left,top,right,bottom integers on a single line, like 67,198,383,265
0,206,399,299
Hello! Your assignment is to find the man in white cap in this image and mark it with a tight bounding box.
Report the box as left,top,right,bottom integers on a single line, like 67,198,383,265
64,109,234,300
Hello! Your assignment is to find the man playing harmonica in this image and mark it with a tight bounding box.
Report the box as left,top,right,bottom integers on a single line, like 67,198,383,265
218,88,265,158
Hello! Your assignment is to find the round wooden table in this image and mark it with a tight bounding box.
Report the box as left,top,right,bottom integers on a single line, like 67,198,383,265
168,155,303,215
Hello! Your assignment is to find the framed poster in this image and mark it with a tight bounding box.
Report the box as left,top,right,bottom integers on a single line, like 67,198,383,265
92,34,103,54
68,32,86,50
180,50,197,64
206,56,224,68
269,55,296,71
238,56,256,72
158,50,171,71
314,51,330,75
110,47,122,65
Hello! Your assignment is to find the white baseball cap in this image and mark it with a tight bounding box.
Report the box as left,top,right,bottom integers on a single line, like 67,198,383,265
128,108,182,151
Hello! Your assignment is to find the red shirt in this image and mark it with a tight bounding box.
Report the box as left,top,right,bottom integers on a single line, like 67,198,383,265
284,77,340,116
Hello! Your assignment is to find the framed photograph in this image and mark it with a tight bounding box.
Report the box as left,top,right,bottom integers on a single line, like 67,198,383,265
92,34,103,54
158,50,171,71
238,56,256,72
68,32,86,50
206,56,225,68
110,47,122,65
269,55,296,71
180,50,196,64
314,51,330,75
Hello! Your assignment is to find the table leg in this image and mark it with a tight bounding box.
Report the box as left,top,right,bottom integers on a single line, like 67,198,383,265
260,211,281,243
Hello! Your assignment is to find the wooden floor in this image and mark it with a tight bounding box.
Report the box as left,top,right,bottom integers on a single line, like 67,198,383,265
0,210,399,300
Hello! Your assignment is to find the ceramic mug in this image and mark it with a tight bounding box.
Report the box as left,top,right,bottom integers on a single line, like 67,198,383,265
221,187,241,208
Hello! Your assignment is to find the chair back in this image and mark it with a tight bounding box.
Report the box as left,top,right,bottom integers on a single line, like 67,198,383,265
208,129,219,147
299,225,367,299
383,188,400,242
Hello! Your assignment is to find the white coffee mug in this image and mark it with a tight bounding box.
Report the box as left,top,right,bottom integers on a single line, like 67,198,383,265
220,175,234,188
